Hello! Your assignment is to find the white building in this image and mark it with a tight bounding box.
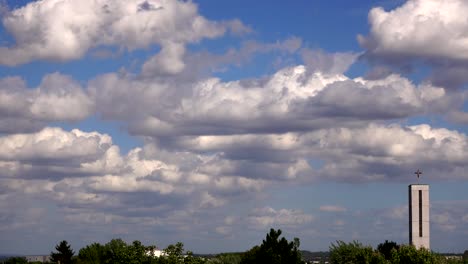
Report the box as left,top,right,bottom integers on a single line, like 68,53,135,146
146,249,165,258
25,255,51,263
408,184,430,249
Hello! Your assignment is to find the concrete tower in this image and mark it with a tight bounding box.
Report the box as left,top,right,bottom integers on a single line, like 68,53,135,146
408,181,430,249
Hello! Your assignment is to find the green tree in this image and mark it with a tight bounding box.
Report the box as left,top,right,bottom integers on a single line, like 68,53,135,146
377,240,399,260
127,240,156,264
51,240,75,264
207,253,242,264
463,250,468,262
329,240,386,264
390,245,439,264
159,242,185,264
102,238,130,264
183,251,207,264
156,242,206,264
78,242,105,264
240,228,304,264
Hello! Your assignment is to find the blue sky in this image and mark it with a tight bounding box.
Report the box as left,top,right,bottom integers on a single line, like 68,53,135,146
1,0,468,255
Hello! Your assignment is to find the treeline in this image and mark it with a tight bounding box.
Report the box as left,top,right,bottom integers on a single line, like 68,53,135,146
330,240,468,264
2,229,468,264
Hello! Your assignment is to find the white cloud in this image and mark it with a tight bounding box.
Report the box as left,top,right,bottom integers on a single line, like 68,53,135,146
199,192,225,208
215,226,232,236
0,127,275,213
319,205,347,213
0,0,245,66
29,73,94,121
433,212,456,232
91,65,452,140
359,0,468,60
301,49,359,75
248,207,314,229
0,74,93,133
0,127,111,163
462,214,468,223
387,206,407,220
333,220,345,227
307,123,468,181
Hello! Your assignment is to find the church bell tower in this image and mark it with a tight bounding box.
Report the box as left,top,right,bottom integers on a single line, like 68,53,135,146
408,169,430,249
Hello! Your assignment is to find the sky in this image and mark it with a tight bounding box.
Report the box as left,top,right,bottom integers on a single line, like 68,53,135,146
0,0,468,255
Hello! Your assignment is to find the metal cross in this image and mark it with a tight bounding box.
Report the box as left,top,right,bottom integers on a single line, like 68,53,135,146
414,169,422,183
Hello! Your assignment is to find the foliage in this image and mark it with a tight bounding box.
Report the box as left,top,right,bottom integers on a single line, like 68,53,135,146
102,238,129,264
329,240,386,264
158,242,207,264
50,236,468,264
75,239,159,264
206,253,242,264
377,240,399,260
464,250,468,261
390,244,441,264
74,239,208,264
240,228,304,264
330,240,467,264
51,240,75,264
3,257,28,264
160,242,185,264
77,243,105,264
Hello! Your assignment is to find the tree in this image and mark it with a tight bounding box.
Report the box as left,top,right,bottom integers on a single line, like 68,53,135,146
240,228,304,264
4,257,28,264
78,242,106,264
390,245,440,264
207,253,242,264
51,240,75,264
102,238,130,264
158,242,203,264
377,240,399,260
463,250,468,261
329,240,385,264
163,242,185,264
127,240,156,264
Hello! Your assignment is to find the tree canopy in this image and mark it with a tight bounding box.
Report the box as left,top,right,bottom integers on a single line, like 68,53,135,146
3,257,28,264
240,228,304,264
377,240,400,260
45,235,467,264
329,240,468,264
50,240,75,264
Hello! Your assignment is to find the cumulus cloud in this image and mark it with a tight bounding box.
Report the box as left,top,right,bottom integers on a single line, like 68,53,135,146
359,0,468,90
0,73,93,133
430,201,468,237
449,110,468,125
141,36,302,78
301,49,359,75
319,205,347,212
1,123,468,252
0,126,272,212
0,127,111,162
91,65,453,140
160,122,468,183
306,123,468,182
359,0,468,61
248,207,314,229
0,0,247,66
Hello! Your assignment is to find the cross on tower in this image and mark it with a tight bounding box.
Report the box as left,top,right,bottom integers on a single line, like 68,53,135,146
415,169,422,182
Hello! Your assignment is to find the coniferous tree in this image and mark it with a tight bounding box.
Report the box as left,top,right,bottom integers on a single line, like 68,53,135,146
377,240,400,260
240,228,304,264
51,240,75,264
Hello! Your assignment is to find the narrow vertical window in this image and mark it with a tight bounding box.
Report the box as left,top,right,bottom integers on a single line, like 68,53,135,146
419,190,423,237
408,187,412,243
